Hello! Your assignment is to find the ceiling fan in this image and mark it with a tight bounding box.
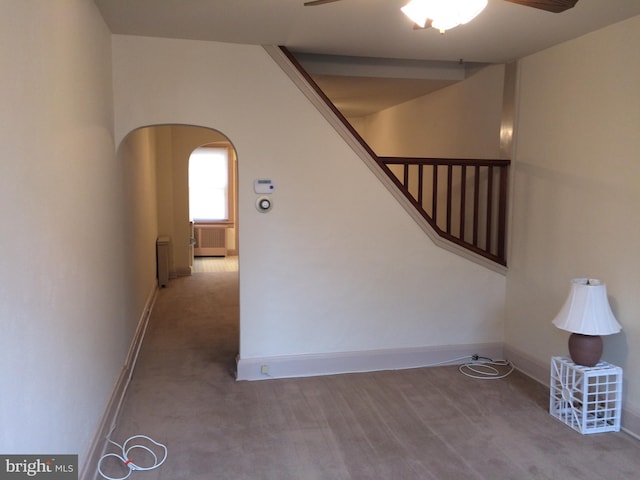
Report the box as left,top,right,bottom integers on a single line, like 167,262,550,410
303,0,578,14
304,0,579,32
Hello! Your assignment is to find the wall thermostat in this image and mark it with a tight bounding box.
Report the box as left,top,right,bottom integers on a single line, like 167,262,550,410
254,179,275,194
256,196,273,213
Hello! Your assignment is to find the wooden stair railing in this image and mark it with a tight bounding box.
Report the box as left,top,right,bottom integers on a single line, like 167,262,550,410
379,158,509,266
277,46,509,268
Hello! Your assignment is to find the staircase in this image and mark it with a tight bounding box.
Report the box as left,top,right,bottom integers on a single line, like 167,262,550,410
380,157,508,266
267,46,510,272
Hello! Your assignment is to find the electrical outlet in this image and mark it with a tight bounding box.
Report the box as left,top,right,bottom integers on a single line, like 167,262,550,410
261,365,269,375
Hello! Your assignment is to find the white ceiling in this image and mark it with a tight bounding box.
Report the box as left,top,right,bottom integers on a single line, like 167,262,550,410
95,0,640,63
94,0,640,116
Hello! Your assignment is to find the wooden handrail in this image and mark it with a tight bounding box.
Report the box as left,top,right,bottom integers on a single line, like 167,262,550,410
379,157,509,265
279,46,509,267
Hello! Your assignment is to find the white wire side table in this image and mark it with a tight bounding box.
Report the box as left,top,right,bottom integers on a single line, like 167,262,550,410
550,356,622,434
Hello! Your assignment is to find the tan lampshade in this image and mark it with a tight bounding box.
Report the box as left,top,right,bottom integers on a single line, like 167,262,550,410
552,278,621,335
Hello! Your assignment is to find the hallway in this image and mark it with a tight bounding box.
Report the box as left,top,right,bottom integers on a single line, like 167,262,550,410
104,259,240,478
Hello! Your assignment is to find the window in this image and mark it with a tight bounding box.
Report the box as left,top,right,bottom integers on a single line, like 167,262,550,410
189,146,229,221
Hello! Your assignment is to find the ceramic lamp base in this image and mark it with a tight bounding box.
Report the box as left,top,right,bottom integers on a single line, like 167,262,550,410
568,333,603,367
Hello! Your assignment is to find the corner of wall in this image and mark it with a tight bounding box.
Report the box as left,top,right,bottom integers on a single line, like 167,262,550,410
503,344,640,440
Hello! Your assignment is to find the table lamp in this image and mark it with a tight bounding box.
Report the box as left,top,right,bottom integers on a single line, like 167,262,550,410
552,278,621,367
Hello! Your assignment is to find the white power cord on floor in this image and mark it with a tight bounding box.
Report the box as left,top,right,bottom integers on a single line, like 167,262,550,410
458,355,514,380
98,435,167,480
421,354,515,380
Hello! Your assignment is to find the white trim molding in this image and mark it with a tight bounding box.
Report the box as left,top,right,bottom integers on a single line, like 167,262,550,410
237,342,503,381
80,286,158,480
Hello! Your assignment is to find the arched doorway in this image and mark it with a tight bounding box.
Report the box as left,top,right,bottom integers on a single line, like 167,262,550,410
140,125,239,277
119,123,239,364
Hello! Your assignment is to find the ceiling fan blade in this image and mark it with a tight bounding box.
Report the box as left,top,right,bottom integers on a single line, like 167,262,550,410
413,19,433,30
503,0,579,13
304,0,343,6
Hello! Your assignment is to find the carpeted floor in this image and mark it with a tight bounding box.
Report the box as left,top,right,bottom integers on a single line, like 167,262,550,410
102,264,640,479
193,256,239,273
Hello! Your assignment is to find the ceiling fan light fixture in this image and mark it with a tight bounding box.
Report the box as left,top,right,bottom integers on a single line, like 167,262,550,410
401,0,430,28
402,0,488,33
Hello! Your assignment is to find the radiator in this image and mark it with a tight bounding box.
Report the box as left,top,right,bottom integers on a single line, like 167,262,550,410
194,225,228,256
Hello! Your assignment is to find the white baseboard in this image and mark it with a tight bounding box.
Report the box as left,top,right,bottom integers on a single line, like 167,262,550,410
503,344,551,386
623,407,640,441
237,342,504,381
503,344,640,440
79,285,158,480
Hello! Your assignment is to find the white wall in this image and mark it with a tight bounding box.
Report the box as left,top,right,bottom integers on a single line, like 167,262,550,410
506,16,640,421
353,64,505,158
111,36,506,367
120,127,159,318
0,0,130,467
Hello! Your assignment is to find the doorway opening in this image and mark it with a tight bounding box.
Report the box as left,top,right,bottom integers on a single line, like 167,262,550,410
189,143,237,264
121,124,238,278
119,123,240,362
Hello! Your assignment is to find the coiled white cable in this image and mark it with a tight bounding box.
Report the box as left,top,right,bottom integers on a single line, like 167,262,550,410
98,435,167,480
420,354,515,380
458,356,514,380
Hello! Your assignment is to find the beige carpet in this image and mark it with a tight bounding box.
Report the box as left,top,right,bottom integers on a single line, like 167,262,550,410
101,269,640,479
193,256,239,273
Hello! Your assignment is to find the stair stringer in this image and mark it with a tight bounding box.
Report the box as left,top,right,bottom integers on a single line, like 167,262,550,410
264,45,506,275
